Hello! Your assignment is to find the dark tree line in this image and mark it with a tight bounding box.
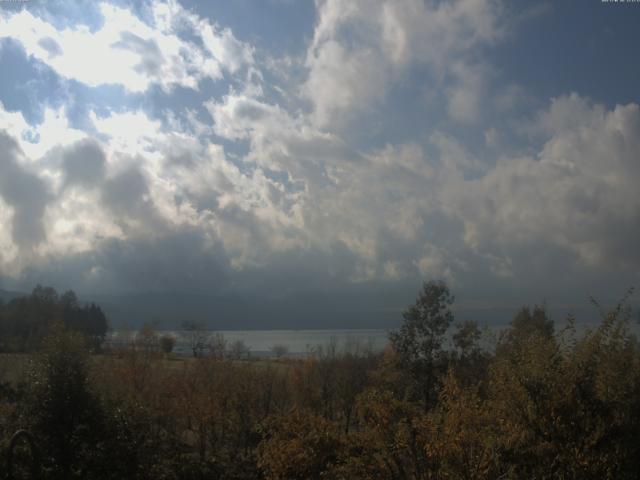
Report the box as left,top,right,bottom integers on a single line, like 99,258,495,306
0,285,108,352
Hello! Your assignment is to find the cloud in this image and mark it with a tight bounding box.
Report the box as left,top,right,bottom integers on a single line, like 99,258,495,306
101,166,157,225
0,131,51,249
208,90,640,289
112,31,165,78
0,104,86,160
90,110,162,157
415,244,459,284
0,1,638,325
446,62,488,124
205,90,348,190
0,1,253,93
61,138,106,188
303,39,389,127
12,229,231,296
303,0,504,126
36,36,62,58
443,94,640,275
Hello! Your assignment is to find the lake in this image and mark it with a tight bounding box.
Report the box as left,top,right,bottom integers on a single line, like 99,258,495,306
110,318,629,357
110,328,391,356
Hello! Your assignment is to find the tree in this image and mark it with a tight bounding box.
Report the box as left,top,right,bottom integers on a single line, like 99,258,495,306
334,352,374,433
25,324,105,478
0,287,109,353
7,285,64,350
509,305,553,340
271,344,289,359
497,304,554,357
159,334,176,355
209,332,227,359
451,320,488,386
426,370,500,479
60,290,79,310
229,339,250,360
32,284,59,304
136,322,159,354
389,280,454,409
181,320,212,358
452,320,482,357
84,303,109,351
488,303,640,478
258,409,345,480
346,387,430,479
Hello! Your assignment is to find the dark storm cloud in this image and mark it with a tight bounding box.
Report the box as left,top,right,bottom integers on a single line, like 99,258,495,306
0,131,51,248
11,228,231,296
62,138,106,187
93,230,231,293
2,226,414,329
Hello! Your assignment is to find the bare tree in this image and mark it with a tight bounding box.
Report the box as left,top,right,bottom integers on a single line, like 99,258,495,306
136,322,159,354
208,332,227,359
181,320,211,358
229,339,250,360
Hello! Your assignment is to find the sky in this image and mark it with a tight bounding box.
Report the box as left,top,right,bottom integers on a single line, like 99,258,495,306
0,0,639,328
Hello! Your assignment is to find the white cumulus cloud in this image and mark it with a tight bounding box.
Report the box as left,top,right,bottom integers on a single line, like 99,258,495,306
0,0,252,93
